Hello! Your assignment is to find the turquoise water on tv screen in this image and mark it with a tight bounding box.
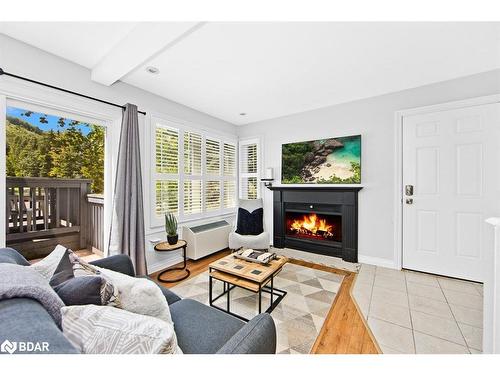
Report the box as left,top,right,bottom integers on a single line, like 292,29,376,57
327,135,361,164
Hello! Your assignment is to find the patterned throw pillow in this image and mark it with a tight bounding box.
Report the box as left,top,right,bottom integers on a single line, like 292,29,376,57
62,305,182,354
69,253,173,325
67,251,121,307
49,249,120,307
30,245,67,280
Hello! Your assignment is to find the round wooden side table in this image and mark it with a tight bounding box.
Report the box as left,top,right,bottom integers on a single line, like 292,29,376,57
154,239,190,283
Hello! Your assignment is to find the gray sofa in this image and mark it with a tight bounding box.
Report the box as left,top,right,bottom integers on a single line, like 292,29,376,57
0,248,276,354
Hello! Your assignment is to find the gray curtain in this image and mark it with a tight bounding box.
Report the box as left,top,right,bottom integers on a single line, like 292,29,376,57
108,103,147,276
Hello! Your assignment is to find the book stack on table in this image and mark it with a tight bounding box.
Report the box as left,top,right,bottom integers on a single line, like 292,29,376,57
233,248,277,264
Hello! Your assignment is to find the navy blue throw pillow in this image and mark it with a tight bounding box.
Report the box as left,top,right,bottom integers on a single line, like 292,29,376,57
49,249,105,306
236,207,264,235
53,276,105,306
49,249,74,287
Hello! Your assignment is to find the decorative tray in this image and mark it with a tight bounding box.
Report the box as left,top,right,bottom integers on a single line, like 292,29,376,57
233,248,277,264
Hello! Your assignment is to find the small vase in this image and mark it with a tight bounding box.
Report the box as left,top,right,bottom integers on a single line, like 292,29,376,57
167,234,178,245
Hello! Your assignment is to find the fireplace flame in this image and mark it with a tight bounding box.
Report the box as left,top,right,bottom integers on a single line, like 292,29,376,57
290,213,334,237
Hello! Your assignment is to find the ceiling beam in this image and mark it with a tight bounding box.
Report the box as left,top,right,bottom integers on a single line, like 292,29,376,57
91,22,205,86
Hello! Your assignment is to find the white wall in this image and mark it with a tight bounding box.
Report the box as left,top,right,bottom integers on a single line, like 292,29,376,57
2,32,500,271
237,69,500,268
0,34,237,273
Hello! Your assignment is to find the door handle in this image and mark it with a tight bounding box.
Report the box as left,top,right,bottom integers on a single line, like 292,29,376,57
405,185,414,196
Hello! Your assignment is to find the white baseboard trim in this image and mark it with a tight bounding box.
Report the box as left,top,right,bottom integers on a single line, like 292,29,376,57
358,255,398,270
147,255,184,275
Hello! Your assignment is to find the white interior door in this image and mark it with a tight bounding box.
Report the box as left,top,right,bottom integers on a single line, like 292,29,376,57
402,103,500,282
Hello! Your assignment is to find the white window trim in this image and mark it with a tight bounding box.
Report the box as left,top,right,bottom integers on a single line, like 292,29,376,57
238,137,262,200
150,114,238,228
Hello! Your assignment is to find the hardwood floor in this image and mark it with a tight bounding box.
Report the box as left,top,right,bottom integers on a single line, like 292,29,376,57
150,249,380,354
150,249,232,287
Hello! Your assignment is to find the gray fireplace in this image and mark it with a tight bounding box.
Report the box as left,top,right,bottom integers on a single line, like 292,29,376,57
269,186,362,263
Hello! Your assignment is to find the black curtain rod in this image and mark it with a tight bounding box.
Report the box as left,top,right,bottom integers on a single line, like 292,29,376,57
0,67,146,115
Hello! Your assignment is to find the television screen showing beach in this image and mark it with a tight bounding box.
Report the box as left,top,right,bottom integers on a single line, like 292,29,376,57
281,135,361,184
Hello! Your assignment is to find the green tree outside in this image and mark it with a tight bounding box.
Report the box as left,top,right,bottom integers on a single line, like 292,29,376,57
6,116,105,193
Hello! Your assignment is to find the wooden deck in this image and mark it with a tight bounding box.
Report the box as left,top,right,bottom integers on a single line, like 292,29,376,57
29,248,102,264
6,177,104,259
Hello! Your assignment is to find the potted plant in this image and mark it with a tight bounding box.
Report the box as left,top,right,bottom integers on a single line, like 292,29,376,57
164,212,178,245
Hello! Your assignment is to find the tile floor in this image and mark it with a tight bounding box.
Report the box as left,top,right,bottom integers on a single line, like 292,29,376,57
352,264,483,354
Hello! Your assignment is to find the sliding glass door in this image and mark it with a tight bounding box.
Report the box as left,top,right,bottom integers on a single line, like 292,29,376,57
2,99,107,260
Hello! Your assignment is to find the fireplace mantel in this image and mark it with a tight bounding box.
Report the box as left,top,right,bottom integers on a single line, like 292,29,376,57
269,185,362,262
267,185,363,192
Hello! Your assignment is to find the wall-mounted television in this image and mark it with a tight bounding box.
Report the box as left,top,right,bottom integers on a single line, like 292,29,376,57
281,135,361,184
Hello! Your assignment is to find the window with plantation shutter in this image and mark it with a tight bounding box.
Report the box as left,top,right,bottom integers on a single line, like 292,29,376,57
205,138,220,175
205,180,221,211
152,116,237,226
239,139,260,199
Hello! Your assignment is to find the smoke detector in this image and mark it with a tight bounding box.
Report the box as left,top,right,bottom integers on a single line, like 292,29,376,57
146,66,160,75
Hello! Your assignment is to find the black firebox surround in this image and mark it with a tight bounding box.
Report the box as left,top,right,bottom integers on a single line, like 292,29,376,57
268,186,362,263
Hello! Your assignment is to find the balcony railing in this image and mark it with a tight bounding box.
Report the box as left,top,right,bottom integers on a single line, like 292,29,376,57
5,177,104,259
87,193,105,254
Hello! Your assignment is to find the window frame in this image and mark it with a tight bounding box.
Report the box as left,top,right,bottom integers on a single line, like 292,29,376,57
150,114,238,228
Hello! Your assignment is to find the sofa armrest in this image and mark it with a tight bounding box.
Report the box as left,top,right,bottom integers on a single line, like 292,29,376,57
216,313,276,354
0,247,30,266
0,298,79,354
90,254,135,277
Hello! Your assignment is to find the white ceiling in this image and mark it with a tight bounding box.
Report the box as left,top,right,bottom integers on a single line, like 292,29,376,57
1,22,499,125
0,22,138,68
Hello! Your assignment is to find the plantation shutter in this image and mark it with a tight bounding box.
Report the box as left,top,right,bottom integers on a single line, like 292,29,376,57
152,116,237,225
183,131,203,216
184,131,202,175
155,125,179,217
205,180,221,211
240,143,258,174
239,140,260,199
222,142,237,209
223,143,236,176
155,180,179,215
183,180,202,214
240,177,258,200
223,180,236,208
205,138,221,175
155,127,178,174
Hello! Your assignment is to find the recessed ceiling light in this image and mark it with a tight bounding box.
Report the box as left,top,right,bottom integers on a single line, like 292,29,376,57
146,66,160,74
240,113,246,116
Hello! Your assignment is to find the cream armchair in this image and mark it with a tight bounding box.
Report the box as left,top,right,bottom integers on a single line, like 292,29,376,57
229,198,270,250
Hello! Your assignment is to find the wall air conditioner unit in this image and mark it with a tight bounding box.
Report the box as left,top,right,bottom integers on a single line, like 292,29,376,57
183,220,232,260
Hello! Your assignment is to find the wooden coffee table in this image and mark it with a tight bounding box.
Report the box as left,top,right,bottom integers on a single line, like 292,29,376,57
208,253,288,321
